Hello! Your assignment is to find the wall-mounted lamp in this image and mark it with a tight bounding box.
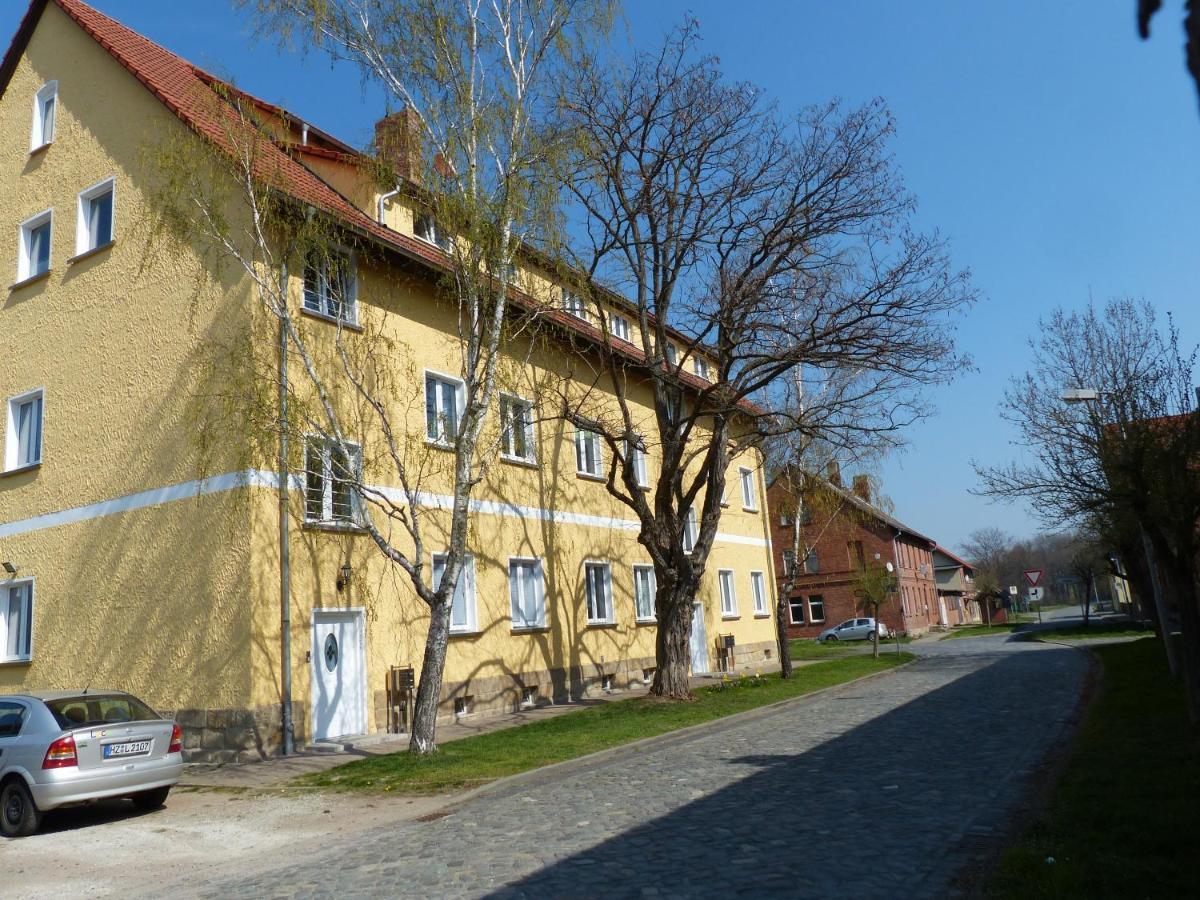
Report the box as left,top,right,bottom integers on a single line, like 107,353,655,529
1,561,17,576
336,562,353,592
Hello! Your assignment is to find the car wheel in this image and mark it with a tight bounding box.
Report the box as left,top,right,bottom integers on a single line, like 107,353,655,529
1,779,42,838
131,786,171,811
826,635,838,642
869,632,878,642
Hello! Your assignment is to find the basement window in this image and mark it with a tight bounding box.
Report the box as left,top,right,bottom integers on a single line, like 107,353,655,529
453,695,474,717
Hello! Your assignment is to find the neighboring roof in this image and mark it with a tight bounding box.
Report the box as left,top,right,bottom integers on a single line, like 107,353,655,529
0,0,728,406
773,466,936,546
933,544,974,574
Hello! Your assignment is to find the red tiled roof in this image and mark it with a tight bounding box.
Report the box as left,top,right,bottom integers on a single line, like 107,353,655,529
1,0,733,406
933,545,974,573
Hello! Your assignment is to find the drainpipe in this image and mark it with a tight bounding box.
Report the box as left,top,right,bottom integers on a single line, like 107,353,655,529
278,261,294,756
377,187,402,225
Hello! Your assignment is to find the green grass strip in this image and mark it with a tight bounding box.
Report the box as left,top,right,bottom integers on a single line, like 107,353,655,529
298,653,913,795
988,637,1199,898
941,623,1024,640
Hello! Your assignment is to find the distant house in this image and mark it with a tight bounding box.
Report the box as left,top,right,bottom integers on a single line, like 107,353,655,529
767,471,940,638
932,546,979,626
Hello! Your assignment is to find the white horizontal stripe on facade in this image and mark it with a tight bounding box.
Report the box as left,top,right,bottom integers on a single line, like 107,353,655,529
0,469,769,548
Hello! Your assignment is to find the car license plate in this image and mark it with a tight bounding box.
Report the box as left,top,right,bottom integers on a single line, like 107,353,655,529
103,740,152,759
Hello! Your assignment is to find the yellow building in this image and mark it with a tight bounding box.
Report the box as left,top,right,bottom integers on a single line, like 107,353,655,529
0,0,778,759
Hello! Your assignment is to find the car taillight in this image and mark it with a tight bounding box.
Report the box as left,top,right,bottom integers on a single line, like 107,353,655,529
43,734,78,769
168,724,182,754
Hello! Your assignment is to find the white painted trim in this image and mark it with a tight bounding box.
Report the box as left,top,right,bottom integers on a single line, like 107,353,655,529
583,558,615,625
498,392,536,463
423,368,465,447
17,209,52,282
5,387,45,472
30,81,56,151
0,576,34,664
75,176,115,256
631,563,657,623
718,568,738,618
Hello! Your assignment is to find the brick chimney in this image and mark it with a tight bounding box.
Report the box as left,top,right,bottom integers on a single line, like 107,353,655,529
852,475,871,503
825,461,842,487
374,108,422,182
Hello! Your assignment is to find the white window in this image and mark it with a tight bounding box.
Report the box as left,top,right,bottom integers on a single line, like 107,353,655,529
1,581,33,663
609,313,630,341
302,248,357,324
5,389,43,471
804,550,820,574
633,565,656,622
693,356,711,380
563,292,588,322
627,437,648,488
17,210,52,282
780,509,793,527
718,569,738,617
682,507,699,554
303,437,361,525
30,81,56,150
414,212,452,251
808,595,826,623
663,343,678,366
432,553,477,634
781,550,797,577
425,372,464,445
509,558,546,629
75,177,114,255
575,426,603,478
585,561,614,625
739,467,758,511
500,394,535,462
751,571,768,616
788,595,805,624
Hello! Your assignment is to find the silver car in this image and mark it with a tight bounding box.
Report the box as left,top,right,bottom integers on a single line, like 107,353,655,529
0,690,183,837
818,617,890,642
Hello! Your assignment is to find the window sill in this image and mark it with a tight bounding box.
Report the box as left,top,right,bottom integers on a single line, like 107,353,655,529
301,521,367,534
754,613,772,619
511,625,550,634
0,658,32,667
586,621,618,629
1,461,42,478
28,141,51,158
425,438,456,452
721,614,740,621
67,240,115,265
10,270,51,291
501,454,539,469
299,307,362,331
742,506,758,514
576,471,606,483
448,629,481,640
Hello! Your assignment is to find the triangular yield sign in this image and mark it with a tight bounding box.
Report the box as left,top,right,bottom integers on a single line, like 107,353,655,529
1023,569,1043,587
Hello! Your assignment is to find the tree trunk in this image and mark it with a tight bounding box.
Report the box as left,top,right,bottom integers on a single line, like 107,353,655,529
775,591,793,679
409,597,453,754
650,577,697,698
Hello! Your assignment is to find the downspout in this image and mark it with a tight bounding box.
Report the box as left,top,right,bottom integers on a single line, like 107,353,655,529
377,187,402,225
278,260,294,756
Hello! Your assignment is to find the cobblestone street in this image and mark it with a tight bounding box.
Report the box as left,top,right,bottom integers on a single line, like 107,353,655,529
189,636,1088,899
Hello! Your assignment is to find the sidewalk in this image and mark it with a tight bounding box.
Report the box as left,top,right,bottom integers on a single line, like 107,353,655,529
180,663,791,790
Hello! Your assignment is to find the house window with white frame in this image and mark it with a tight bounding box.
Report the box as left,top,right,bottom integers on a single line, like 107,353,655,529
718,569,737,617
303,437,361,525
808,594,826,623
751,571,768,616
663,343,678,366
781,549,797,577
17,210,51,282
563,291,588,322
500,394,535,462
5,390,43,472
633,565,656,622
739,466,758,511
432,553,477,634
30,81,56,150
609,313,630,342
682,507,699,554
585,561,614,625
693,356,711,380
76,178,114,255
626,436,648,488
302,248,357,324
509,558,545,629
426,372,463,445
414,212,452,251
804,549,820,574
1,580,32,663
788,595,805,624
575,426,603,478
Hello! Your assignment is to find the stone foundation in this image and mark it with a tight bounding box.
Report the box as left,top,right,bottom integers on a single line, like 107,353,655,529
166,702,305,764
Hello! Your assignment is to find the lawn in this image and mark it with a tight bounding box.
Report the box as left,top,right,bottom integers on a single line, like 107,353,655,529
988,637,1199,898
299,653,913,795
941,623,1024,640
1032,621,1152,641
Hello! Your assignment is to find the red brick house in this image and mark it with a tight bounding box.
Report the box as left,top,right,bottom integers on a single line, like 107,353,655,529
932,545,980,626
768,470,941,638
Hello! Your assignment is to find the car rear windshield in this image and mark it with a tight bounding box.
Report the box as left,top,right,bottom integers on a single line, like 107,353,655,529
46,695,161,730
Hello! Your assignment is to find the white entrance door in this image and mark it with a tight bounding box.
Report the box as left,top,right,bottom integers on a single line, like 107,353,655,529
689,601,709,675
938,597,949,627
311,609,367,741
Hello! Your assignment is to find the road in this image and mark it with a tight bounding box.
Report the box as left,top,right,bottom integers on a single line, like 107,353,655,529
10,633,1092,899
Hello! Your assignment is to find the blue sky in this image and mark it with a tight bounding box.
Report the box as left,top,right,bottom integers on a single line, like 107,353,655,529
5,1,1198,554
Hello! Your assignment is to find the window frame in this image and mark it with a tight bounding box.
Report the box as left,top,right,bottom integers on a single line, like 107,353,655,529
302,434,363,527
626,436,649,489
413,212,452,251
509,557,546,631
808,595,826,623
562,291,589,322
1,578,34,664
781,549,797,577
425,370,465,447
804,549,820,574
750,571,769,617
5,388,44,473
301,246,358,326
432,552,478,634
584,560,615,625
788,595,805,625
574,425,604,479
30,81,57,151
718,569,738,618
682,507,699,555
632,564,657,623
17,209,52,283
609,313,631,342
75,176,115,257
499,393,536,464
693,356,711,380
739,466,758,512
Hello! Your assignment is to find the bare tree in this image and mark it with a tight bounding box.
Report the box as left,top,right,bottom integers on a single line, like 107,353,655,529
1137,0,1200,109
852,558,897,659
558,23,975,697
